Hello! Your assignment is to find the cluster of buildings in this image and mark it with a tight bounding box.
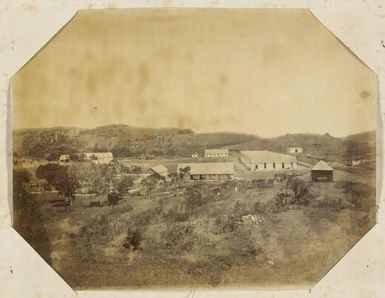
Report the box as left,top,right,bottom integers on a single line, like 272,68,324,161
52,145,334,186
59,152,114,166
178,146,334,182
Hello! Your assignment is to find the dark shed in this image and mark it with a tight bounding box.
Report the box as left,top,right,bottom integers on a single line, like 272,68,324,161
311,160,333,182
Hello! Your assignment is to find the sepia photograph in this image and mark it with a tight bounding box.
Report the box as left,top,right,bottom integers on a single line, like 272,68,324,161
11,8,377,290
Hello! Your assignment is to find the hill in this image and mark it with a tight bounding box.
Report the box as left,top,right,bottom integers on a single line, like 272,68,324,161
13,125,375,164
345,131,375,144
225,132,375,163
13,125,257,159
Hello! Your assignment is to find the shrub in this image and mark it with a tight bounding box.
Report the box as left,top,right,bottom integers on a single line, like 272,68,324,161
253,201,266,213
274,191,291,209
212,216,238,234
162,222,195,247
241,240,262,257
131,209,158,226
13,169,32,206
116,176,134,195
107,192,123,205
163,209,190,222
336,180,375,211
313,196,344,209
252,179,269,189
287,179,313,206
123,229,142,251
184,188,205,210
233,200,249,217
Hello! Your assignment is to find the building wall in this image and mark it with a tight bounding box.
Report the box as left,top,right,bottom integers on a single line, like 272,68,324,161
204,152,229,158
287,147,303,153
240,152,297,171
190,173,233,180
311,170,333,182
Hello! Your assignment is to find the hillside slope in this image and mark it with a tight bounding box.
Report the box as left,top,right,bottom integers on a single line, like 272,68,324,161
13,125,375,163
13,125,257,158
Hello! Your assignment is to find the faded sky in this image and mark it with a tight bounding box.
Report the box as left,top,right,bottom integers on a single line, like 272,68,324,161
12,9,377,137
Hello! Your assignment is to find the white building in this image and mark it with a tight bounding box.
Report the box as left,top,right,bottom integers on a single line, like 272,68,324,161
287,147,303,154
177,162,234,180
204,149,229,158
84,152,113,164
240,151,297,171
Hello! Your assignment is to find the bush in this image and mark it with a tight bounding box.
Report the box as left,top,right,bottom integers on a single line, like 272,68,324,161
233,200,249,217
252,178,275,189
184,188,205,209
313,196,351,209
336,180,375,211
253,201,266,213
212,216,238,234
163,209,190,222
274,191,291,209
241,240,262,257
162,223,195,247
123,229,142,251
287,179,313,206
131,205,165,226
116,176,134,195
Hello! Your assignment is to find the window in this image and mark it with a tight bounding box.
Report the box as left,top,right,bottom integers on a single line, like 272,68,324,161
273,162,276,169
255,165,258,169
264,163,267,169
295,149,298,153
282,162,285,169
291,162,294,168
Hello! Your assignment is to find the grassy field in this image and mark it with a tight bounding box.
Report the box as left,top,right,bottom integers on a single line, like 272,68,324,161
14,161,376,289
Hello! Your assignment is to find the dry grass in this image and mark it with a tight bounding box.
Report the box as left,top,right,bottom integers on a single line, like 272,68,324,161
15,169,376,289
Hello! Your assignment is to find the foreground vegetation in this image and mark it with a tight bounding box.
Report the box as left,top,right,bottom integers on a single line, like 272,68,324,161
13,167,376,288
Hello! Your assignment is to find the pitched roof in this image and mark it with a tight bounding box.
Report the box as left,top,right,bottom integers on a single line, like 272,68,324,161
149,165,168,176
205,149,229,154
178,162,234,175
240,151,296,163
312,160,333,171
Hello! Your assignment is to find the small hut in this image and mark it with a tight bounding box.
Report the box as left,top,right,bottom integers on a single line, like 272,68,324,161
311,160,333,182
147,165,169,181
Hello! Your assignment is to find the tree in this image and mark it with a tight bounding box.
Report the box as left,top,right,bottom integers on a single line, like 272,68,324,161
36,164,79,205
123,229,142,250
287,179,312,205
179,166,191,178
141,176,158,195
116,176,134,195
13,169,52,264
13,169,32,207
36,163,61,181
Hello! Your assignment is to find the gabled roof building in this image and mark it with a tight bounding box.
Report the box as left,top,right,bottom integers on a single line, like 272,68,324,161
311,160,333,182
240,150,297,171
177,162,234,180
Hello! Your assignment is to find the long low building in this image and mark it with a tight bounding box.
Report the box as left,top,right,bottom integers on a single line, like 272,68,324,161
177,162,234,180
240,150,297,171
204,149,229,158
